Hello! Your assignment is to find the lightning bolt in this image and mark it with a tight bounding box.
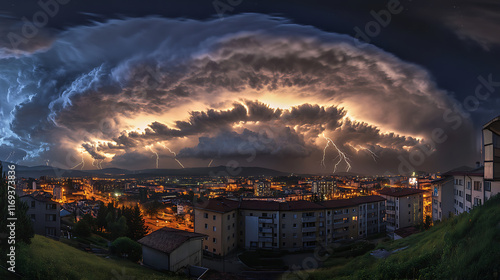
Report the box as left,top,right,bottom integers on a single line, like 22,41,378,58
159,143,185,169
321,141,330,168
146,145,159,169
321,134,352,173
361,147,378,162
5,151,14,162
208,159,214,167
71,153,85,170
91,158,103,169
348,143,379,162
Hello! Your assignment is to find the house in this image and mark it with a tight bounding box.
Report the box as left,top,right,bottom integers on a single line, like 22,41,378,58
20,191,61,238
138,227,206,272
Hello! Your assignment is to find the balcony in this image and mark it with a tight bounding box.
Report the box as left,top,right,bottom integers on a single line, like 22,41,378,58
302,235,317,242
258,237,273,243
259,227,273,233
301,216,316,222
302,227,317,233
258,217,273,224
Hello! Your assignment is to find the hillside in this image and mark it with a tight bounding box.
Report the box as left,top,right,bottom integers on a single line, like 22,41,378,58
310,194,500,279
1,162,291,178
1,235,184,280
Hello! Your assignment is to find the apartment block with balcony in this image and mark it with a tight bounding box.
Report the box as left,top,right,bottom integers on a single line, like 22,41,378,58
20,191,61,238
431,177,454,221
195,195,386,254
440,166,484,215
377,188,424,232
322,196,386,241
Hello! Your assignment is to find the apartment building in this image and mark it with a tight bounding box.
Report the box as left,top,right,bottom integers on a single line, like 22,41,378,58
431,177,454,221
483,116,500,199
193,199,238,256
253,181,272,197
322,196,386,240
20,191,61,238
311,180,336,200
195,195,386,255
377,188,424,232
455,168,483,214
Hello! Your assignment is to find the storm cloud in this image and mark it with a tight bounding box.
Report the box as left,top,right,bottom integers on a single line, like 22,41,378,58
0,14,476,174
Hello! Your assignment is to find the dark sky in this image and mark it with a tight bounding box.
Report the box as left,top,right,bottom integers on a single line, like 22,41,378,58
0,0,499,175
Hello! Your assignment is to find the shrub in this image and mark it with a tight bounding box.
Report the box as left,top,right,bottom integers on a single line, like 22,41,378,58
110,237,142,262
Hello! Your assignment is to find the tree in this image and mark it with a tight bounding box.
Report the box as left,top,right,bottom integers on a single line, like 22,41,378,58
110,237,142,262
0,163,34,255
143,200,163,218
108,215,129,240
95,202,108,232
423,215,432,230
73,219,91,237
127,205,148,240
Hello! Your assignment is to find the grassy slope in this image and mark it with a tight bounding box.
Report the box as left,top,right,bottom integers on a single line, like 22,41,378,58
310,195,500,280
7,235,184,280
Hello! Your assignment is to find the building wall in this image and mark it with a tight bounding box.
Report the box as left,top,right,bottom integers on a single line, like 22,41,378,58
197,199,386,253
398,195,423,229
21,196,60,237
194,208,237,256
432,179,454,221
330,207,358,241
169,238,204,271
142,246,170,271
381,194,423,230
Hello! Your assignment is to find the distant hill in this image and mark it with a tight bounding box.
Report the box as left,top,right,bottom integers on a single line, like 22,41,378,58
311,194,500,279
0,161,290,178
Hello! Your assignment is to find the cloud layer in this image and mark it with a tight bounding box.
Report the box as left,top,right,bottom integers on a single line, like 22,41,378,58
0,14,476,174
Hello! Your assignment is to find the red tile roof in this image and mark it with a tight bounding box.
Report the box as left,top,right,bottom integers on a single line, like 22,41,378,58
194,198,239,213
138,227,206,254
377,187,425,197
285,200,327,211
240,200,280,211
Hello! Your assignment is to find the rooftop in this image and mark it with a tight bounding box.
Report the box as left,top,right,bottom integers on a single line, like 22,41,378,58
20,191,56,203
443,166,484,177
321,195,386,209
194,198,239,213
197,195,386,212
137,227,206,254
377,187,425,197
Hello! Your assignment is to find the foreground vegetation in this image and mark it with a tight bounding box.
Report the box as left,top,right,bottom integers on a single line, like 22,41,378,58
2,235,184,280
310,194,500,279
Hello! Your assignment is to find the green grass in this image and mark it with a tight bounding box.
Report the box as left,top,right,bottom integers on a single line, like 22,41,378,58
10,235,185,280
309,194,500,280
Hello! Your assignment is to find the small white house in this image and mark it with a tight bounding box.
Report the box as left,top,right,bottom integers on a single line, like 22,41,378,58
138,227,206,272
